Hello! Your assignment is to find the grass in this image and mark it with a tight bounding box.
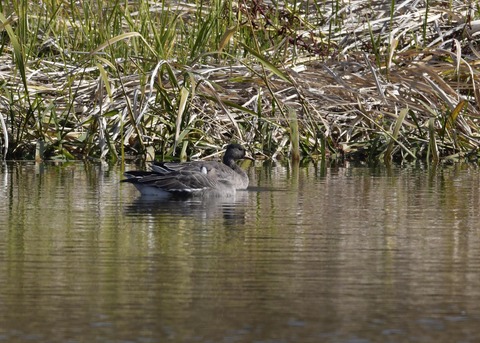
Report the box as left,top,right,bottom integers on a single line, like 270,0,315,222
0,0,479,164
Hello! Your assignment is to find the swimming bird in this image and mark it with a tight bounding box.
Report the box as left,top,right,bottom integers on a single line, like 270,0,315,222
121,144,253,197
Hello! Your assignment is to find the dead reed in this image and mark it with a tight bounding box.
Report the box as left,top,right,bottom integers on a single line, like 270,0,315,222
0,0,478,164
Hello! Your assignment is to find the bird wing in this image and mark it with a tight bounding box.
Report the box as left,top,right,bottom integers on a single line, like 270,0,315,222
124,169,218,193
151,161,224,174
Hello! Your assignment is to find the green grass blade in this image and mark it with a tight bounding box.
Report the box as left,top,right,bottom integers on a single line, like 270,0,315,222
428,118,439,164
384,107,408,163
0,13,28,99
239,42,292,84
174,87,190,153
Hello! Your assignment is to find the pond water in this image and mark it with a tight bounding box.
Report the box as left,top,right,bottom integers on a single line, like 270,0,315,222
1,161,480,342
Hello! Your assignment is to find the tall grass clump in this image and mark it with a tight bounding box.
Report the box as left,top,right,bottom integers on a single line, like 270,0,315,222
0,0,478,164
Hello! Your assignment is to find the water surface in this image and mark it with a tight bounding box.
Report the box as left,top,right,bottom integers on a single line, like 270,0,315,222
1,161,480,342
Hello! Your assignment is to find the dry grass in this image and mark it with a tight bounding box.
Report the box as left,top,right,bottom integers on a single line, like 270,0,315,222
0,0,479,163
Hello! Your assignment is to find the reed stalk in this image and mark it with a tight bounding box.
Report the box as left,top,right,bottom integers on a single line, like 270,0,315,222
0,0,476,163
288,107,300,162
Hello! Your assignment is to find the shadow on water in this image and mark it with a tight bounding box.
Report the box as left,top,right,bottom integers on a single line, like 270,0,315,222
123,189,252,226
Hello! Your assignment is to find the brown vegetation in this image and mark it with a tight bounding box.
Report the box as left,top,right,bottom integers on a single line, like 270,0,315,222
0,0,478,163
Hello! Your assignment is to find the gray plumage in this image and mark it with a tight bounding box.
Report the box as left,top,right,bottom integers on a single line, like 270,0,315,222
122,144,252,197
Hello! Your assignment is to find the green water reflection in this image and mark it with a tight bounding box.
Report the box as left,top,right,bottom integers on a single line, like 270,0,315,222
1,162,480,342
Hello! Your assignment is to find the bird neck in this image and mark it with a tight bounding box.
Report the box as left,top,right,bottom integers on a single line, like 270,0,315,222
223,155,249,189
223,156,244,174
223,156,241,172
